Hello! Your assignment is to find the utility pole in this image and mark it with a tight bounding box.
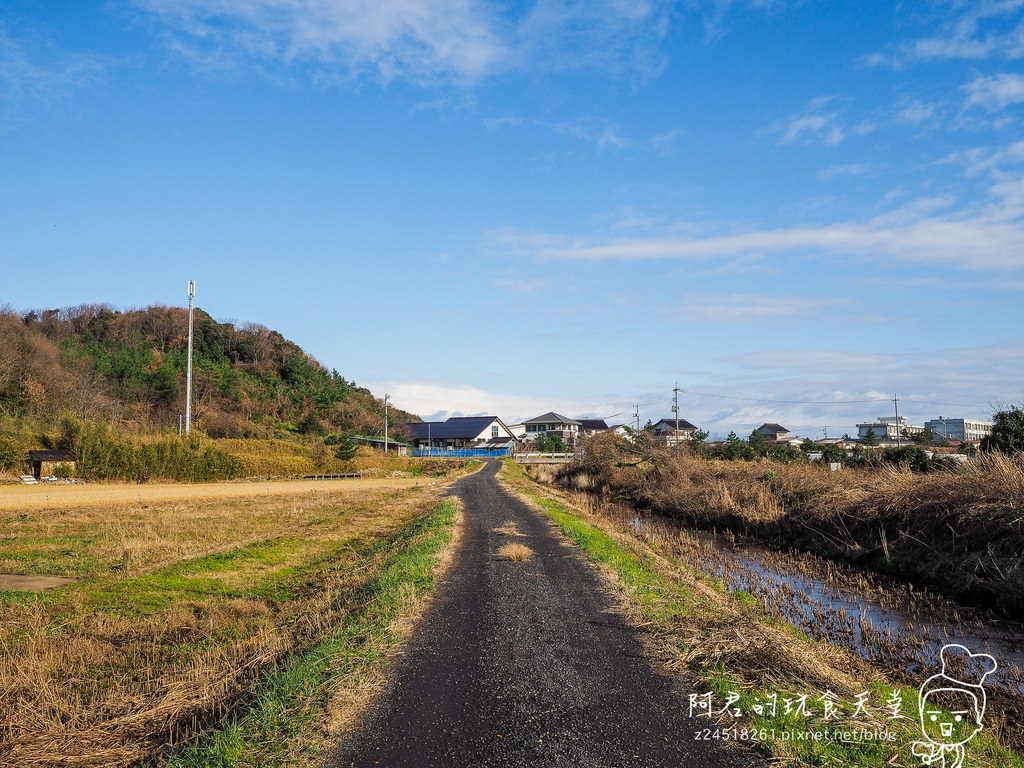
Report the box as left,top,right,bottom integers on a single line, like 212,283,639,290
383,394,390,454
893,393,900,448
634,403,641,434
672,382,685,450
185,280,195,436
822,425,829,440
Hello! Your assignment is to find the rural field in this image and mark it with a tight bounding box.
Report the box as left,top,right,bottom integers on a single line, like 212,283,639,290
0,476,440,512
0,463,477,767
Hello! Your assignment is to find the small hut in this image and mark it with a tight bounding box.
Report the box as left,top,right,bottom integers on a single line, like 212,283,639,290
28,450,77,479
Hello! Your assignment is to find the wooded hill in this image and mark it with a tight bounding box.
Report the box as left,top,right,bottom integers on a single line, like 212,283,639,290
0,304,418,476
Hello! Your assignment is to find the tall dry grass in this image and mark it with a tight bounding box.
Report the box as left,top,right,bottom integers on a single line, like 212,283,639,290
561,435,1024,614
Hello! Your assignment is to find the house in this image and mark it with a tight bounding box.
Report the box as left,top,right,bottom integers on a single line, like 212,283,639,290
28,450,77,479
403,416,517,455
651,418,699,446
522,413,583,447
754,423,790,443
578,419,610,436
350,436,408,456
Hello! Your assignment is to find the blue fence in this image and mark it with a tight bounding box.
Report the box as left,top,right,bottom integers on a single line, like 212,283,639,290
409,448,512,458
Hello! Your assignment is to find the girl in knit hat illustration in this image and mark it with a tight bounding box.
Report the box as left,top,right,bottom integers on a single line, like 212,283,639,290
912,644,997,768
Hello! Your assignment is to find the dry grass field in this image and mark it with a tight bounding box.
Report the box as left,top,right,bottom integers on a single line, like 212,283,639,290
0,463,477,767
0,476,437,513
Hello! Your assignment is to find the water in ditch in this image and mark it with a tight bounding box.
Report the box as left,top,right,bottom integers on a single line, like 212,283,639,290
627,512,1024,701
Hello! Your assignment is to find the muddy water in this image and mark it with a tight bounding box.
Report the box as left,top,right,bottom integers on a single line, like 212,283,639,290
631,514,1024,700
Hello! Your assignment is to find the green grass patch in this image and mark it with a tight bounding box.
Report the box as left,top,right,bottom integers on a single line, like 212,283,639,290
151,498,459,768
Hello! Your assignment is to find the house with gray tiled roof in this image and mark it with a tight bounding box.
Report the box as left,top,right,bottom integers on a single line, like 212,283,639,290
754,423,791,442
651,418,699,446
523,412,583,447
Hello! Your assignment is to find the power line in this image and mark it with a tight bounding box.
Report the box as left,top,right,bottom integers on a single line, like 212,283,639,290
682,390,988,409
685,391,884,405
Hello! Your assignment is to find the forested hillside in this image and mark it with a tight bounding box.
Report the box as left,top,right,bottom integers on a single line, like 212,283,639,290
0,304,418,478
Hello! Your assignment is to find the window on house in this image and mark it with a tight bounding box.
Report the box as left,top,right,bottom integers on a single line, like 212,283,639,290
492,426,499,438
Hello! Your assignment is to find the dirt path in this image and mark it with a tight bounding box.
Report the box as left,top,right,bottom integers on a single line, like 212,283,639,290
326,461,760,768
0,476,438,510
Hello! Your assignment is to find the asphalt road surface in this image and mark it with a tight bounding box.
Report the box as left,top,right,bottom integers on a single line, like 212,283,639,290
327,461,761,768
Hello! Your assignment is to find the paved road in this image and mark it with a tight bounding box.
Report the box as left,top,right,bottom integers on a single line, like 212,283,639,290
327,461,760,768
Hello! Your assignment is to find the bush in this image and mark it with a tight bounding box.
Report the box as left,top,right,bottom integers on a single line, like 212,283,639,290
981,405,1024,454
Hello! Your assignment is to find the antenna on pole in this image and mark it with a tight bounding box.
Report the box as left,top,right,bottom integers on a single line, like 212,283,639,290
893,393,900,448
634,403,640,434
185,280,195,436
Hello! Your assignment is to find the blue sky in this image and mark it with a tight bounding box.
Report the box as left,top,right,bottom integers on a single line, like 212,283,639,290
2,0,1023,438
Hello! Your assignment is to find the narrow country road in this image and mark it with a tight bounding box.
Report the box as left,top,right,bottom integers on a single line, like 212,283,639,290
327,461,761,768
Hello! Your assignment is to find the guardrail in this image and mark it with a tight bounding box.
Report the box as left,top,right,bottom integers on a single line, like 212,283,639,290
513,452,575,464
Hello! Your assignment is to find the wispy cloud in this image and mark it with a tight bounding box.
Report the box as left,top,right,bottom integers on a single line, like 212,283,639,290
484,114,682,153
817,162,879,180
763,97,874,146
863,1,1024,67
132,0,684,84
963,72,1024,111
0,27,107,100
947,139,1024,175
134,0,506,82
663,293,853,324
894,98,939,126
492,183,1024,270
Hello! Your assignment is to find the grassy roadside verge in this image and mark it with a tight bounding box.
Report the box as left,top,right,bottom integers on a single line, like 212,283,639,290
500,460,1024,768
153,497,461,768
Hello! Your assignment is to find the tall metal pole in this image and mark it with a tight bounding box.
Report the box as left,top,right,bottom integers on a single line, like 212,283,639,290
383,394,389,454
185,280,195,436
672,382,684,450
893,393,900,448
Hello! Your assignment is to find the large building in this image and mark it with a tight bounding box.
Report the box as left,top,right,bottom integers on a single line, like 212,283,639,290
923,417,993,443
856,416,924,440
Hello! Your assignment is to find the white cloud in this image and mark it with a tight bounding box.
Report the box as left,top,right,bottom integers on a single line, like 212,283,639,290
0,28,107,99
764,97,874,147
949,140,1024,175
774,100,846,145
894,99,938,125
133,0,685,83
493,184,1024,271
864,2,1024,66
135,0,505,82
964,72,1024,111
